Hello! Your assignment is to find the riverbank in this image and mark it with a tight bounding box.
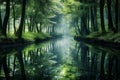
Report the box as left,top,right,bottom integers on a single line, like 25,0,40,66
0,32,63,47
74,32,120,49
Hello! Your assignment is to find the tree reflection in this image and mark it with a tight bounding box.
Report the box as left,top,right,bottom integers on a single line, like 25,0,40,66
0,43,57,80
75,43,120,80
14,50,26,80
76,43,97,80
0,55,10,80
0,40,120,80
107,55,119,80
100,51,106,80
23,44,57,80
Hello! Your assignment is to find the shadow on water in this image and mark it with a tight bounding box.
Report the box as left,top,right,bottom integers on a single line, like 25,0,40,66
75,42,120,80
0,37,120,80
0,46,26,80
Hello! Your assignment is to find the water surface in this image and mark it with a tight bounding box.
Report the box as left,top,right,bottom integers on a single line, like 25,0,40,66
0,36,120,80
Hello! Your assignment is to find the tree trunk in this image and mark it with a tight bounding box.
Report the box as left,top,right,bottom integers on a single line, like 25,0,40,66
35,22,40,33
100,0,106,33
81,12,89,36
115,0,118,32
23,21,26,32
2,0,10,37
39,22,42,32
0,11,2,33
107,0,116,32
87,8,90,33
7,20,10,33
52,24,55,33
91,7,95,31
29,16,32,32
16,0,26,38
75,18,81,34
12,0,16,33
94,4,98,31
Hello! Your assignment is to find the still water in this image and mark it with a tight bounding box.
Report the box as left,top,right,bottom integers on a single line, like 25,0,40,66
0,36,120,80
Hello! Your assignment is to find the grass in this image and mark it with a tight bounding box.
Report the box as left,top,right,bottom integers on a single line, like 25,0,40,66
86,31,120,43
22,32,51,42
0,32,51,44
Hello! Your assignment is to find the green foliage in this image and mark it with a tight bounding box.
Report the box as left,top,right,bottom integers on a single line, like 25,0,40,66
22,32,51,41
87,31,104,38
62,0,81,15
52,64,77,80
87,31,120,42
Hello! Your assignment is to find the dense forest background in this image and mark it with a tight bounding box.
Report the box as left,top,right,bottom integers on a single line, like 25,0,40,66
0,0,120,42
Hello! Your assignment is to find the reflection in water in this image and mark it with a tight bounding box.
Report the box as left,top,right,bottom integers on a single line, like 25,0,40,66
0,37,120,80
0,55,10,80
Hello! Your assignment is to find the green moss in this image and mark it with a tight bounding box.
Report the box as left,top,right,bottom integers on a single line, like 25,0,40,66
22,32,51,41
0,32,51,44
87,31,120,43
86,31,103,38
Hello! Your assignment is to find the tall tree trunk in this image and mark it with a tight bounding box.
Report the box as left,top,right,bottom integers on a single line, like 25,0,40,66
16,0,26,38
94,4,98,31
35,22,40,33
2,0,10,37
107,0,116,32
87,8,91,33
81,14,89,36
23,21,26,32
52,24,55,33
91,7,95,31
12,0,16,33
100,0,106,33
76,18,81,34
7,20,10,33
39,22,42,32
0,11,2,33
28,16,32,32
115,0,118,32
119,4,120,31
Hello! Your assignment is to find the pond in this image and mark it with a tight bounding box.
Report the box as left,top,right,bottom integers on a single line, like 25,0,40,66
0,36,120,80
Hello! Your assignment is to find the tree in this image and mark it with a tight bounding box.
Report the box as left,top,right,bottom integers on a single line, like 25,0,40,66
81,9,89,36
107,0,116,33
100,0,106,33
12,0,17,33
90,0,98,32
0,10,2,32
1,0,10,37
16,0,26,38
115,0,118,32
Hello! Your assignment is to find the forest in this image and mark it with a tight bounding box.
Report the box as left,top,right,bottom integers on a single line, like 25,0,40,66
0,0,120,43
0,0,120,80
